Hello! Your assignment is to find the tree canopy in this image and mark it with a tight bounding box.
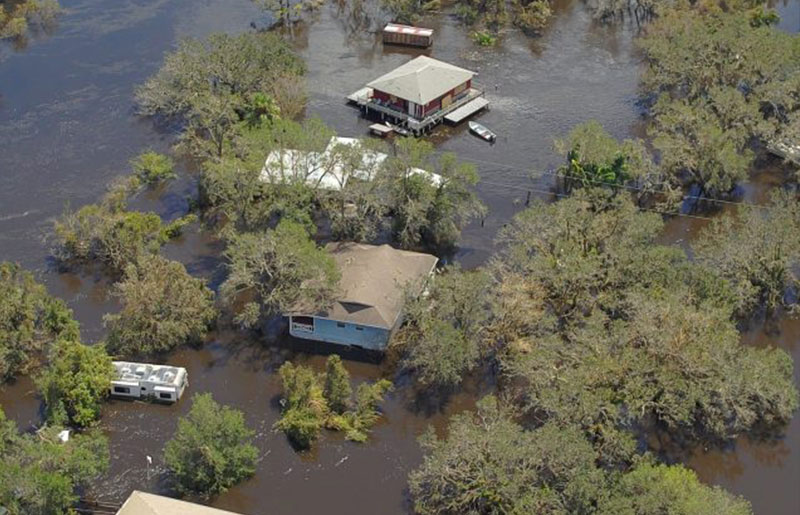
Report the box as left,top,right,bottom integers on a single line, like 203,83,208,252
639,4,800,196
164,393,258,497
220,219,340,328
693,191,800,320
409,395,753,515
0,407,109,515
491,190,798,461
36,338,115,428
105,254,217,357
0,0,60,42
0,262,79,381
393,266,490,388
52,178,195,274
135,32,306,160
275,356,392,448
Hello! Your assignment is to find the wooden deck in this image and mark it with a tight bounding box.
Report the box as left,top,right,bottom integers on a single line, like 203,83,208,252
444,97,490,124
347,87,372,104
352,88,486,135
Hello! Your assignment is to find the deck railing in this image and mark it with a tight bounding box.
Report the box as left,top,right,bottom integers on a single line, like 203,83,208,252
363,88,485,131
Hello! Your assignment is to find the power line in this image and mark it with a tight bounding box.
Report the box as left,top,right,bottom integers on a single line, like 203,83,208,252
477,179,716,221
435,151,774,211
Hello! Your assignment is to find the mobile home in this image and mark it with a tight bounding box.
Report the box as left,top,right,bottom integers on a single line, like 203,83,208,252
110,361,188,403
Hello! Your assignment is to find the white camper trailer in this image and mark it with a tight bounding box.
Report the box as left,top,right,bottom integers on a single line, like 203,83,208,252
110,361,188,403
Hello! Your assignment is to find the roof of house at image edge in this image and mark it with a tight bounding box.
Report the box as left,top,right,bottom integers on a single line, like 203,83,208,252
116,491,243,515
290,243,438,329
261,136,442,191
366,55,476,105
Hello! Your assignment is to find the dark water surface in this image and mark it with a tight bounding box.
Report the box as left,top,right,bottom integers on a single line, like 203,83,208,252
1,0,799,513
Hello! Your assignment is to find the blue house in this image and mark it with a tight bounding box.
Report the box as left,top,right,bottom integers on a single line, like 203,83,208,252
287,243,438,351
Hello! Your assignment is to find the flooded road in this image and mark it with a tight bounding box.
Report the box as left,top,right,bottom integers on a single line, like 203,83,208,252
1,0,799,513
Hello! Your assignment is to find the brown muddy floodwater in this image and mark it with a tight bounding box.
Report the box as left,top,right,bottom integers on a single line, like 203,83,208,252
1,0,799,513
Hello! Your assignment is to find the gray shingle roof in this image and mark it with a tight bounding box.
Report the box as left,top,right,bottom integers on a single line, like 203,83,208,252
318,243,438,329
366,55,476,105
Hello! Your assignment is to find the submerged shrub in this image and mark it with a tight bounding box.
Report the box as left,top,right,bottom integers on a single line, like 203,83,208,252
164,393,258,496
0,262,79,382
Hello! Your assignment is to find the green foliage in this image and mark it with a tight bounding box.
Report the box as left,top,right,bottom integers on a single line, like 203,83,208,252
0,0,60,41
135,32,306,160
0,262,79,381
324,354,352,414
394,266,490,387
554,120,666,200
252,0,327,28
409,396,753,515
384,138,485,253
275,356,392,449
409,396,607,514
694,191,800,319
220,220,340,328
130,150,176,185
164,393,258,497
274,361,328,449
471,30,497,46
104,254,217,357
639,6,800,196
380,0,439,24
343,379,393,442
512,0,552,32
493,190,798,461
649,93,753,197
53,180,196,273
0,408,109,515
199,118,331,234
36,338,115,427
600,462,752,514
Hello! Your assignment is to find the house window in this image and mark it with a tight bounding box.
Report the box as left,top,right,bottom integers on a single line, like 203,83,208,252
291,316,315,333
355,326,364,331
159,392,173,400
337,322,346,328
113,386,130,394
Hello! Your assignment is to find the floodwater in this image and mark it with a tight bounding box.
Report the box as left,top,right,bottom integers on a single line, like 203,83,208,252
0,0,799,513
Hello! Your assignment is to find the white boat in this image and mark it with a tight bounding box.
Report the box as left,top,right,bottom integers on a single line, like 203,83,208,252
469,121,496,142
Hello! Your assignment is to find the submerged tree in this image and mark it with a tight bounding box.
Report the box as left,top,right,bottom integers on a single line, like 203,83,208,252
0,408,109,515
383,138,485,253
164,393,258,497
0,0,60,42
105,255,217,357
52,178,195,274
639,5,800,196
554,120,667,201
408,395,752,515
220,220,340,328
393,266,491,387
0,262,79,381
275,356,392,448
694,191,800,320
135,32,306,160
492,189,798,462
130,150,176,186
36,338,115,428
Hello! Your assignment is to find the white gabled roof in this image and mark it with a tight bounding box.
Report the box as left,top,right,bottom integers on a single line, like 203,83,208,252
261,137,442,191
367,56,476,105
